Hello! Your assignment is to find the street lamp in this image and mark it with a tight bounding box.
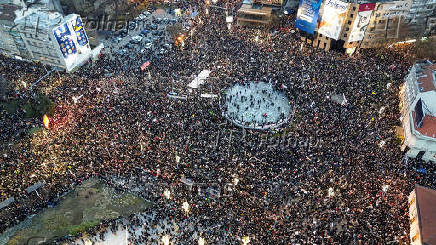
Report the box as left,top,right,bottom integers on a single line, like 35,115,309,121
233,176,239,186
162,235,170,245
242,236,250,245
164,189,171,199
182,201,190,214
198,237,206,245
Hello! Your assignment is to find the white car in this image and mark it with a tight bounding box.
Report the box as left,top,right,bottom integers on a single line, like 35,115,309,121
145,43,153,49
132,36,143,42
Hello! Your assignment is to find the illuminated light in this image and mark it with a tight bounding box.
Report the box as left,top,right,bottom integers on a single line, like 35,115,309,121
182,201,190,214
255,36,259,42
164,189,171,199
162,235,170,245
43,114,50,129
233,177,239,185
242,236,250,245
198,237,206,245
328,187,335,197
382,184,389,192
346,47,356,56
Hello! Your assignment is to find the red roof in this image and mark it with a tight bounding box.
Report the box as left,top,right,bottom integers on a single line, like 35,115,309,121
412,111,436,139
416,64,436,93
415,185,436,245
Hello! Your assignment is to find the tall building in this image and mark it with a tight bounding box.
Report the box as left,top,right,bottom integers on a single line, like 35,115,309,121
0,0,95,72
296,0,436,50
408,185,436,245
399,60,436,163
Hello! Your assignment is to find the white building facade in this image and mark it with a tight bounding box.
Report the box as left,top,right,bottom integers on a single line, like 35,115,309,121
0,0,93,72
399,60,436,163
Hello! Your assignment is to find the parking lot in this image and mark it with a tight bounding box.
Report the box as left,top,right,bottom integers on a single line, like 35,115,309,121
101,9,185,71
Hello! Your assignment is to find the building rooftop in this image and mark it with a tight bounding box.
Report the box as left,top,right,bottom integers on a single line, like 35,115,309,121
415,185,436,245
411,61,436,140
0,3,20,22
413,111,436,139
415,62,436,93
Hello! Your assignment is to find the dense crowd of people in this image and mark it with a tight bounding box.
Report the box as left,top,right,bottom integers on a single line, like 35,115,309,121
1,0,435,244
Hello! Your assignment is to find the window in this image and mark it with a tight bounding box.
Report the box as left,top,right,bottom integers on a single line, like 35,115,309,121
350,14,354,18
348,20,352,25
352,6,356,11
410,215,416,224
345,27,350,31
412,233,419,242
344,33,347,37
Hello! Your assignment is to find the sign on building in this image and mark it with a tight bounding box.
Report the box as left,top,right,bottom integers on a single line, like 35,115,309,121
53,23,77,59
348,3,376,42
318,0,349,40
295,0,323,34
70,16,89,47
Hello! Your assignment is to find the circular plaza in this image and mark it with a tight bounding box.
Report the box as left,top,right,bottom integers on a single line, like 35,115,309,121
222,82,291,130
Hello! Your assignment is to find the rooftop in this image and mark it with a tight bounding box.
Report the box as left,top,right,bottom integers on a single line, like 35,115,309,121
413,111,436,139
415,61,436,93
411,61,436,139
415,185,436,245
0,3,20,22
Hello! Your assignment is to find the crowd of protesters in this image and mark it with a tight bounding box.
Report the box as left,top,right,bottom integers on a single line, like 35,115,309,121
0,0,435,244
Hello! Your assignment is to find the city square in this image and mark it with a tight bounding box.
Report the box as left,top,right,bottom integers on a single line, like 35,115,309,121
0,0,435,244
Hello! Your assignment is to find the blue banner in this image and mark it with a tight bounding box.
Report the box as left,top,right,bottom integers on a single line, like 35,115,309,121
53,23,77,58
71,16,89,47
295,0,322,34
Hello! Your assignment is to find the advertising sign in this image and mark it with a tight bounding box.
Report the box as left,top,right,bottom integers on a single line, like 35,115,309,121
70,16,89,47
318,0,349,40
348,3,376,42
295,0,322,34
53,23,77,59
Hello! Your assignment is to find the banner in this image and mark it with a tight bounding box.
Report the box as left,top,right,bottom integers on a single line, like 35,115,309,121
70,16,89,47
141,61,151,71
348,3,376,42
295,0,322,34
318,0,349,40
53,23,77,59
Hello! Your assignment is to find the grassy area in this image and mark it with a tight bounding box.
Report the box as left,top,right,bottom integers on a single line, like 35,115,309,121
1,93,55,118
5,178,150,245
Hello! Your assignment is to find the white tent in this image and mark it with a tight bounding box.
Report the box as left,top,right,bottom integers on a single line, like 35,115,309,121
188,70,211,89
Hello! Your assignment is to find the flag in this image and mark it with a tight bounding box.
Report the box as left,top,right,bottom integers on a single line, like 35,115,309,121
141,61,150,71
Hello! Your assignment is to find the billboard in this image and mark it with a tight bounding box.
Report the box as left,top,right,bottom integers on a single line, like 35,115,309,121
70,16,89,47
53,23,77,59
348,3,376,42
295,0,322,34
318,0,349,40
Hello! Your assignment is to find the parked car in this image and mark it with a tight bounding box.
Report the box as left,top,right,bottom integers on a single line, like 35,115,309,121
112,37,123,43
130,39,140,44
116,30,128,37
132,35,143,42
145,43,153,49
128,22,137,30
